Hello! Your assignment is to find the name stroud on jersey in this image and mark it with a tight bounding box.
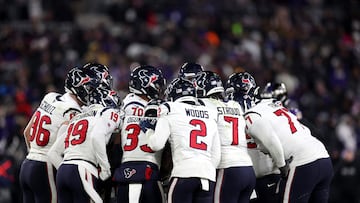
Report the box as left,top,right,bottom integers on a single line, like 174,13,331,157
39,101,56,115
217,107,241,116
185,108,209,119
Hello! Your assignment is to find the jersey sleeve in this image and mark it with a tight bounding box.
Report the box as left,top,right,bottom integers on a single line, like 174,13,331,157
211,128,221,168
146,116,171,151
47,125,68,169
245,112,286,168
91,121,111,172
100,108,124,142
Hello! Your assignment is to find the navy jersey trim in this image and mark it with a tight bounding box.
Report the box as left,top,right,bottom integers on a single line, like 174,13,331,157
63,108,81,117
244,111,261,117
100,107,111,116
198,99,205,106
123,101,145,110
55,95,62,101
163,102,171,113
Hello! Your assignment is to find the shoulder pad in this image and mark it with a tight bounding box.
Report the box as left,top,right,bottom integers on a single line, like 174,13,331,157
159,102,171,116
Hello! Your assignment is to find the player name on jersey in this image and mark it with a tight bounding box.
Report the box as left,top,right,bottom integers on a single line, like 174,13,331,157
76,110,97,120
39,101,56,115
217,106,241,116
185,108,209,119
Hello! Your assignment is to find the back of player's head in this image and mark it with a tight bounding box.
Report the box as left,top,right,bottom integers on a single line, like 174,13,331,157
225,71,258,108
195,71,224,99
65,67,101,105
82,62,113,89
129,65,166,100
165,78,196,102
89,85,121,108
178,62,204,81
260,82,288,103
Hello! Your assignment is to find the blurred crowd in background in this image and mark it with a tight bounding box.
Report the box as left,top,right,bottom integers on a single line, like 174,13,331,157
0,0,359,202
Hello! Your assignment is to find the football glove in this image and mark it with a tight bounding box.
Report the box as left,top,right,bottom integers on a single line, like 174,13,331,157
140,118,157,133
279,156,293,179
144,99,164,117
99,168,111,181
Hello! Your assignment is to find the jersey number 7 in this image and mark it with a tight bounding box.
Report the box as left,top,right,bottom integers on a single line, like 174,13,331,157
274,108,297,134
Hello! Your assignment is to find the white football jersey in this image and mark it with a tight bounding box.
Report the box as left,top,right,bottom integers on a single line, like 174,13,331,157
26,92,82,162
120,93,162,166
147,97,221,181
244,99,329,167
202,98,253,168
62,104,123,171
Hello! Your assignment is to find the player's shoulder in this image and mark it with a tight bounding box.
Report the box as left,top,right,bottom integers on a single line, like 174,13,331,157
200,98,220,109
122,93,147,109
159,101,173,116
41,92,61,103
38,92,81,118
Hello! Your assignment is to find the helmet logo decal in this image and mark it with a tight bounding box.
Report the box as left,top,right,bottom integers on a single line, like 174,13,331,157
242,79,250,84
109,90,117,96
80,77,90,84
196,72,206,88
139,69,158,88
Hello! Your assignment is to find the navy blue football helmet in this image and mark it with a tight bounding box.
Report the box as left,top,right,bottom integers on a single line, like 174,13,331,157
65,67,101,105
260,82,288,104
178,62,204,81
165,78,196,101
82,62,113,88
195,71,224,98
225,72,258,110
89,85,121,108
129,65,166,100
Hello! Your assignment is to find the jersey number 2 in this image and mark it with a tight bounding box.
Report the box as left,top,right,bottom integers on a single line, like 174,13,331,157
189,119,207,150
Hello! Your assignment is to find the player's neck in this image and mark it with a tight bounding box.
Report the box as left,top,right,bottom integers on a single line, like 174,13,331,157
69,93,85,106
138,94,150,102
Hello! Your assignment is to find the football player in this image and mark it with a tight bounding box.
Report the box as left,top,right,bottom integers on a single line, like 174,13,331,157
178,62,204,82
226,72,283,203
239,72,333,203
19,67,101,203
145,78,221,203
260,82,302,120
48,85,123,203
82,62,114,89
196,71,256,203
113,65,167,203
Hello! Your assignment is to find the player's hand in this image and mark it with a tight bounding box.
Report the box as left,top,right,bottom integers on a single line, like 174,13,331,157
99,168,111,181
144,99,164,117
279,156,293,179
140,118,157,133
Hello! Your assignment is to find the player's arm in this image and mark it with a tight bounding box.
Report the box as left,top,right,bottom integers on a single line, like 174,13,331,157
92,119,112,180
47,122,68,169
245,112,286,168
23,114,36,151
211,128,221,168
146,116,171,151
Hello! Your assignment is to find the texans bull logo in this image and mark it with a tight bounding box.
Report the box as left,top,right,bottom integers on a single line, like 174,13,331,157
139,70,159,88
124,168,137,179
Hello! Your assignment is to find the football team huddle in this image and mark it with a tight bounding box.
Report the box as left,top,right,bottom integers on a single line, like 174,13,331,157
19,62,333,203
